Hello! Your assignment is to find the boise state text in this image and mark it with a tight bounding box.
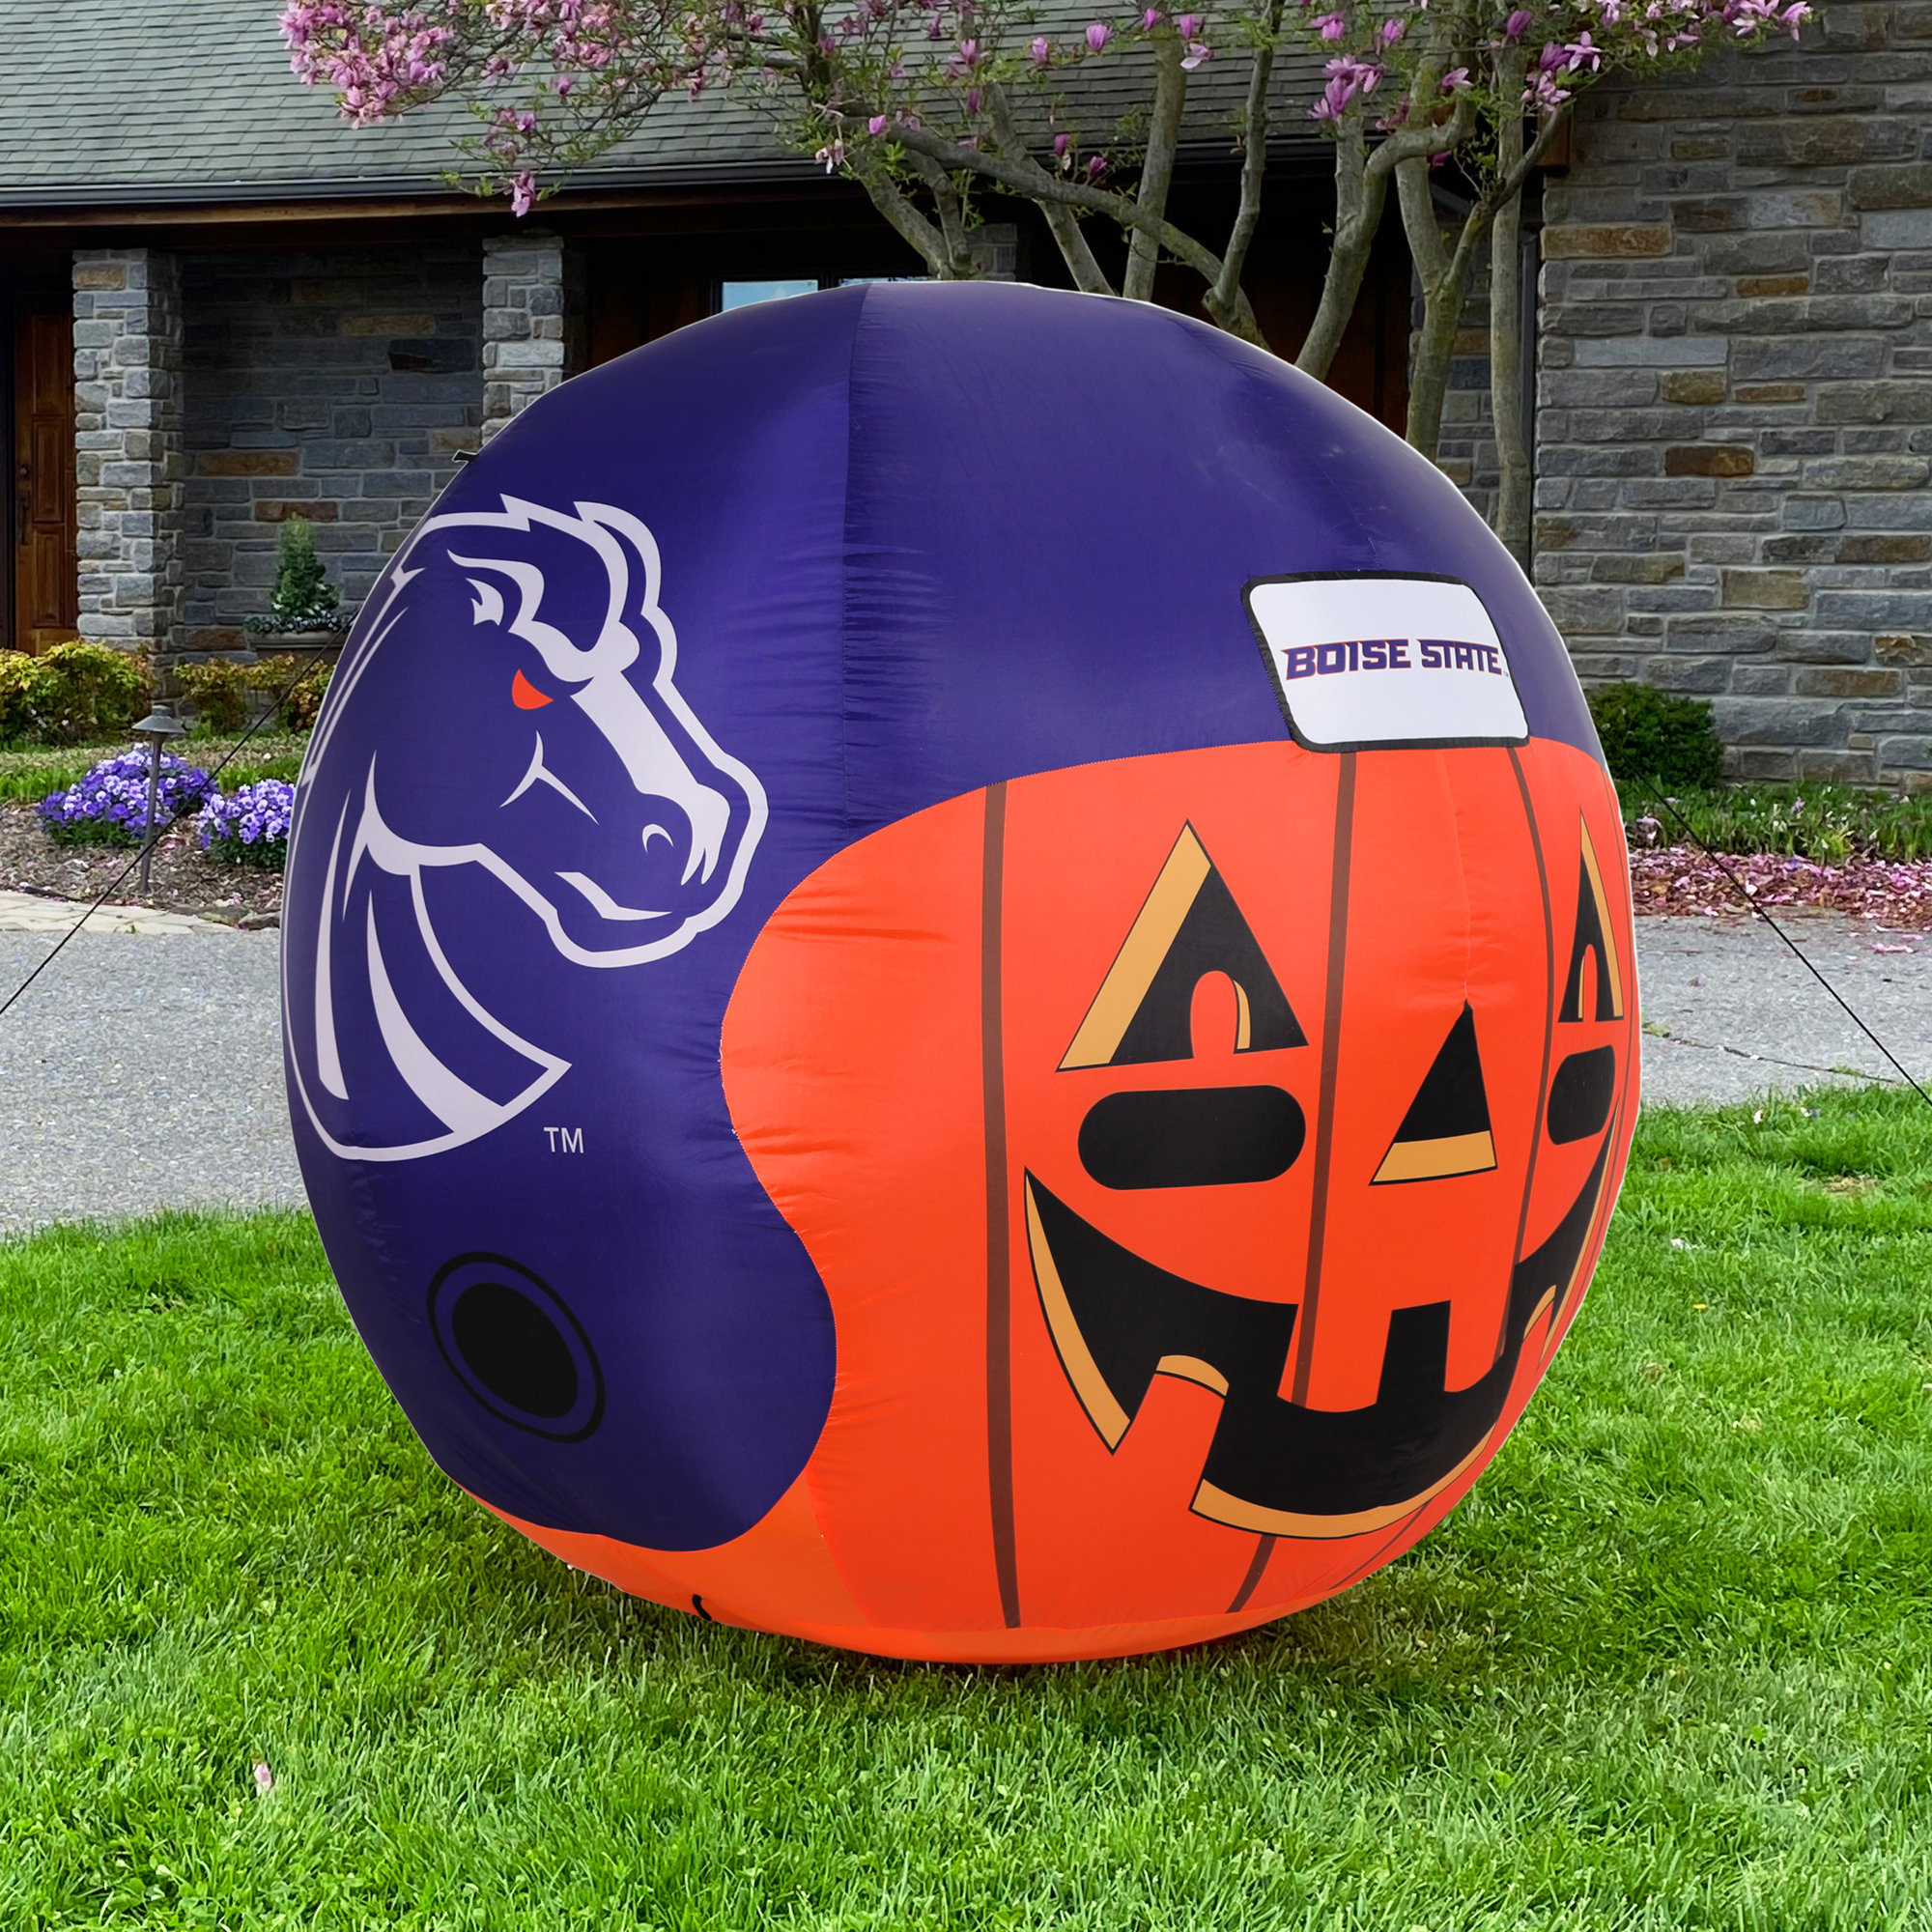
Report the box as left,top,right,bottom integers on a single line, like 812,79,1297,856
1281,638,1510,679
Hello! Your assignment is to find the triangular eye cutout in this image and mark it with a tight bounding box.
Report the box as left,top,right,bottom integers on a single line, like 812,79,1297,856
1559,814,1626,1023
1372,1004,1498,1184
1060,823,1306,1069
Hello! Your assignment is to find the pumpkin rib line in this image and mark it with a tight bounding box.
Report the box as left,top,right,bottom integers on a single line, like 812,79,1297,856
1504,743,1557,1366
1288,750,1357,1407
980,780,1022,1630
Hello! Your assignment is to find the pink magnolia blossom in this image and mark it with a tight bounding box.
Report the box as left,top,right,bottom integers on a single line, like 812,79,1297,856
1312,51,1382,119
1143,8,1163,25
1504,7,1533,34
509,169,537,215
1180,37,1212,65
1031,33,1052,61
867,112,888,132
1177,12,1202,34
1378,16,1406,45
1085,21,1113,50
1440,64,1471,89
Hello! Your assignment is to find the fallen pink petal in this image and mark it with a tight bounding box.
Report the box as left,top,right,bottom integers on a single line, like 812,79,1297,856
1628,847,1932,931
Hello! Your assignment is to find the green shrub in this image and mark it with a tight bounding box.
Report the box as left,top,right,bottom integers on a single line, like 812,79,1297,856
244,516,342,635
176,658,254,735
1588,680,1725,791
0,652,40,744
248,651,334,731
0,641,149,748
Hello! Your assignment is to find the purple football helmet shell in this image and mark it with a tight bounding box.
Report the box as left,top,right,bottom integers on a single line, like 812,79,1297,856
284,282,1601,1554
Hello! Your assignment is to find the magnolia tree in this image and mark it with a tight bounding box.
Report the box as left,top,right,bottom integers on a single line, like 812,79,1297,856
1296,0,1806,556
284,0,1804,553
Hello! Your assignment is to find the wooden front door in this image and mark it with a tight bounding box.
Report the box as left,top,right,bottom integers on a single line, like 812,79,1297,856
10,307,77,653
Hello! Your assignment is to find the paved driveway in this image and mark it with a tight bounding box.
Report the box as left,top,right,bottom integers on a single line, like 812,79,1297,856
1634,912,1932,1108
0,903,298,1236
1,896,1928,1236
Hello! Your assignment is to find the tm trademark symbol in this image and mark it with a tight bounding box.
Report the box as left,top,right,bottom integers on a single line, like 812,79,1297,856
543,1127,585,1153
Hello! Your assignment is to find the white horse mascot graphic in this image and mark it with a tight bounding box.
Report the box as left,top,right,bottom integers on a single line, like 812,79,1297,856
286,495,768,1163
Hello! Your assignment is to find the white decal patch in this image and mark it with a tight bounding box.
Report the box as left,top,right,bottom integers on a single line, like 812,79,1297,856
1244,574,1529,751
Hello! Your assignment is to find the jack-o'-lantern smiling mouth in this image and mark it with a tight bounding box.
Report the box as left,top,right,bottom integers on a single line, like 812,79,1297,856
1023,1133,1613,1540
1019,811,1632,1542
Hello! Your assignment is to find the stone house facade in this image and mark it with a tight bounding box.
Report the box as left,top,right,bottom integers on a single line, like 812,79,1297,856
1534,0,1932,787
7,1,1932,783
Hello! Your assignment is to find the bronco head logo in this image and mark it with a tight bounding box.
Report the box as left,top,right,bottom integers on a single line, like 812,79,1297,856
286,495,767,1163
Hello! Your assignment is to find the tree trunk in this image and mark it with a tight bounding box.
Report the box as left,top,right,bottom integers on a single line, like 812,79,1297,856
1397,156,1488,462
849,166,956,278
1210,0,1286,328
987,84,1115,296
1490,155,1532,566
1295,116,1390,381
1491,60,1535,565
1123,35,1185,303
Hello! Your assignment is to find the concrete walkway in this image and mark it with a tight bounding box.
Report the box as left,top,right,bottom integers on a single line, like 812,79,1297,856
1635,912,1932,1108
0,902,298,1236
0,895,1928,1236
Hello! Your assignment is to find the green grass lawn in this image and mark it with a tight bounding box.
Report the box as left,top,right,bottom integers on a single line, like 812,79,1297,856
6,1091,1932,1928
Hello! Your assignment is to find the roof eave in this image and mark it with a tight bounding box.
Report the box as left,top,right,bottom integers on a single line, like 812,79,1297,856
0,133,1335,219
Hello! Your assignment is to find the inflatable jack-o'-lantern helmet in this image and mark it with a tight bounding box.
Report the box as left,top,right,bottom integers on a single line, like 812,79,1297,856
286,283,1637,1663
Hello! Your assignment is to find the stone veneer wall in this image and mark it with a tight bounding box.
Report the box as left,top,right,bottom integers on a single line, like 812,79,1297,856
72,247,185,652
180,245,483,650
481,232,584,441
1535,2,1932,787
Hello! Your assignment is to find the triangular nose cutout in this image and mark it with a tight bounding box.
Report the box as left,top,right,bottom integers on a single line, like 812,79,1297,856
1560,814,1626,1023
1372,1004,1498,1184
1060,823,1306,1069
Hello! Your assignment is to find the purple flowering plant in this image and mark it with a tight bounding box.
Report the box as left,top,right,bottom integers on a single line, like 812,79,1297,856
198,779,297,868
37,751,217,848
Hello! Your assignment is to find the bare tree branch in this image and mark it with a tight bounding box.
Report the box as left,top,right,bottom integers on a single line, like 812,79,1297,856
1212,0,1286,322
1123,34,1186,303
887,120,1270,345
985,84,1116,294
1295,116,1383,379
903,149,979,275
1491,57,1534,566
1400,92,1570,458
850,159,957,275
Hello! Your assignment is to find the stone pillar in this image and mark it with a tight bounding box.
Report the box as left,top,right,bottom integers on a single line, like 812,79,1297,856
971,224,1021,281
72,247,185,659
481,232,584,440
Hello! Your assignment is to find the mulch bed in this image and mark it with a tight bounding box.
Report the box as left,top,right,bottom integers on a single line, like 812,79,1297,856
1629,845,1932,931
0,800,282,925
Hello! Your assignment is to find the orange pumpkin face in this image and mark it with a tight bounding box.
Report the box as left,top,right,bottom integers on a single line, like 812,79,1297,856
638,734,1637,1662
